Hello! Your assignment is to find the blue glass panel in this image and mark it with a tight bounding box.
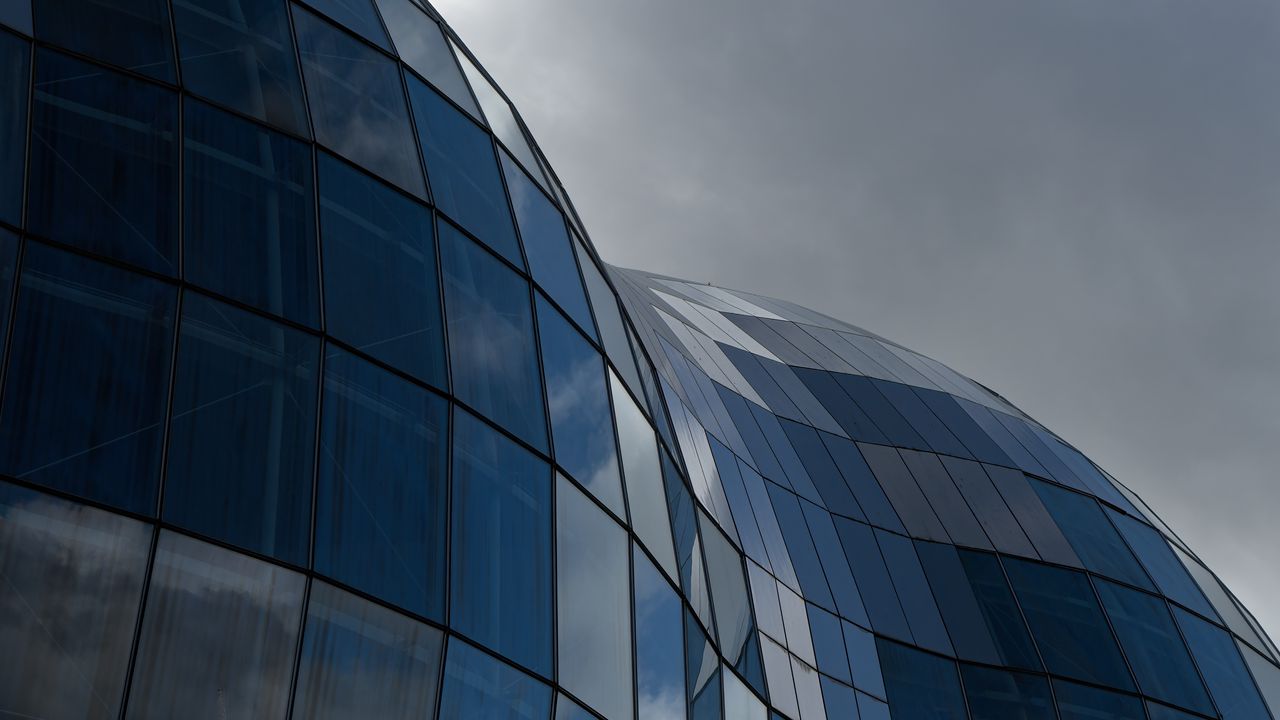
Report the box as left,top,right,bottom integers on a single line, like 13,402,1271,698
408,77,521,264
916,541,1002,665
939,456,1037,557
34,0,174,80
819,677,858,720
857,442,948,542
373,0,479,116
857,692,891,720
712,438,769,566
779,419,864,519
502,152,595,337
294,7,424,196
0,0,29,33
800,498,870,626
438,637,553,720
440,222,547,450
835,375,928,449
793,367,890,444
664,452,715,629
955,549,1042,670
315,348,447,619
0,229,14,340
554,695,595,720
453,48,546,189
1095,580,1213,713
915,387,1013,464
844,620,886,698
700,510,757,676
876,529,954,656
1145,701,1205,720
0,31,25,227
615,371,679,578
1053,679,1145,720
685,610,720,720
172,0,309,135
875,379,972,457
985,464,1081,566
877,639,967,720
1174,606,1272,720
821,435,905,532
1003,558,1134,690
634,545,688,720
303,0,389,49
1107,509,1217,619
293,582,443,720
833,516,912,641
29,51,178,274
1032,479,1153,589
317,153,445,386
0,243,175,514
184,100,317,324
451,410,552,676
535,296,623,514
164,293,319,565
808,604,851,683
578,246,645,394
899,449,991,549
766,483,835,610
960,665,1054,720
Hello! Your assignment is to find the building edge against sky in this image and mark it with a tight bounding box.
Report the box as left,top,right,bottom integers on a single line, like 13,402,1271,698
0,1,1276,719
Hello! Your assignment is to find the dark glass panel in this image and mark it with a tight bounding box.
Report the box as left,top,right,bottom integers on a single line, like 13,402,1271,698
578,245,645,393
127,532,304,720
821,434,905,532
184,100,318,324
614,371,679,576
799,498,871,626
1146,701,1205,720
955,549,1042,670
557,475,633,719
766,483,835,611
875,379,972,457
808,604,851,683
293,7,424,196
29,51,178,274
1003,557,1134,690
939,456,1037,557
0,482,150,720
374,0,478,115
877,639,967,720
792,366,890,444
318,152,445,386
407,77,521,263
1032,479,1153,589
834,375,928,449
1174,606,1271,720
916,541,1002,665
315,348,447,618
438,636,552,719
833,515,912,641
453,48,545,188
1052,679,1145,720
857,443,949,542
664,452,715,629
779,419,864,519
303,0,389,49
985,464,1081,566
844,620,886,698
0,31,25,227
899,449,991,549
959,665,1054,720
172,0,309,135
685,610,721,720
440,221,547,450
33,0,174,80
0,0,30,33
634,545,688,720
820,677,858,720
1107,509,1218,619
451,410,552,676
164,293,319,565
915,387,1013,464
292,582,443,720
876,529,954,655
0,229,14,340
700,510,756,674
0,243,175,513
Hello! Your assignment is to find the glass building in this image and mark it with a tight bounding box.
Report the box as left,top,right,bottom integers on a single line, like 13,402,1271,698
0,1,1275,719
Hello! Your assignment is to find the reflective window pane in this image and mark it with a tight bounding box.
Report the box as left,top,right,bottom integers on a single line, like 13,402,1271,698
1107,509,1217,620
0,243,176,514
164,293,319,564
318,152,445,386
557,476,633,720
577,243,645,393
960,665,1054,720
1052,679,1145,720
373,0,479,116
614,371,679,577
0,0,30,33
438,637,553,720
303,0,390,50
441,222,547,450
0,482,150,720
294,7,424,196
315,348,448,619
1032,479,1153,589
453,46,546,189
635,545,688,720
554,695,595,720
956,549,1042,671
29,50,178,274
0,31,25,227
1174,606,1272,720
700,509,758,679
451,410,553,676
33,0,175,81
408,77,520,264
172,0,309,135
877,638,967,720
184,100,318,324
127,532,304,720
293,582,444,720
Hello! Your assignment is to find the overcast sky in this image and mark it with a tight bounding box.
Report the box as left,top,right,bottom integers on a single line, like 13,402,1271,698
433,0,1280,636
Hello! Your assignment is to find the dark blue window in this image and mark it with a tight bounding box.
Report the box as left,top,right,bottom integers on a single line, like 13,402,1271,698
821,435,905,532
835,375,928,449
184,100,318,324
502,151,595,337
686,610,721,720
0,229,17,347
664,452,715,628
0,31,25,228
858,443,949,542
0,1,29,34
172,0,309,135
293,7,425,196
955,549,1042,670
1032,479,1153,589
779,420,864,519
164,293,319,565
800,499,870,626
1003,558,1134,690
29,51,178,274
1053,679,1145,720
318,152,446,387
916,541,1005,665
33,0,175,81
985,464,1081,566
373,0,480,117
1107,509,1218,619
0,243,175,514
438,637,552,719
1095,580,1214,714
440,221,547,450
535,296,623,514
877,639,967,720
899,449,991,549
451,409,553,676
634,544,687,720
915,388,1013,464
1174,606,1272,720
939,456,1037,557
875,379,972,457
766,483,835,611
700,510,762,689
304,0,390,50
407,77,521,265
577,245,645,393
876,529,954,656
793,367,890,444
315,348,448,620
833,515,912,641
960,665,1054,720
808,604,851,683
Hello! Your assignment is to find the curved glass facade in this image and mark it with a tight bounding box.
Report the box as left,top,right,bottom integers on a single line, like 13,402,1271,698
0,2,1276,719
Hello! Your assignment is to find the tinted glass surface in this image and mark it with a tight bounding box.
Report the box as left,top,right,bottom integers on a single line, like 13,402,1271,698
438,637,553,720
1174,606,1272,720
304,0,390,49
960,665,1055,720
373,0,479,116
1032,480,1153,590
635,545,688,720
34,0,175,81
877,639,967,719
1052,680,1145,720
0,30,24,227
614,371,679,578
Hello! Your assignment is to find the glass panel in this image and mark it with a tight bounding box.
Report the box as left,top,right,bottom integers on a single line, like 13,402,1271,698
502,151,595,337
779,419,863,519
843,620,885,698
0,0,30,33
536,296,623,514
916,541,1003,665
302,0,389,49
451,410,553,676
0,482,150,720
1052,679,1146,720
665,452,715,630
767,483,835,611
808,604,850,683
184,100,318,324
614,371,679,577
686,611,721,720
373,0,478,116
0,243,176,514
33,0,175,80
28,50,178,274
0,31,25,227
960,665,1054,720
877,638,967,720
1032,479,1153,589
898,449,991,549
438,637,553,720
1237,642,1280,718
0,229,14,340
317,153,445,386
578,244,645,393
164,293,319,565
876,528,954,655
857,442,948,542
700,509,756,673
440,221,547,450
760,635,798,719
453,45,545,187
1003,557,1134,690
554,695,595,720
315,347,447,618
557,476,633,720
293,7,424,196
955,549,1042,670
723,669,765,720
293,582,443,720
127,531,305,720
172,0,309,135
833,515,911,641
1106,509,1217,619
819,677,858,720
407,77,521,264
635,545,688,720
1173,606,1272,720
939,456,1037,557
984,464,1081,567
